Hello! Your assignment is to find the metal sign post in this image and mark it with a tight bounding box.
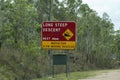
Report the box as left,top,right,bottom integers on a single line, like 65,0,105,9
41,21,76,78
48,0,53,78
66,52,70,78
41,0,76,78
42,8,76,78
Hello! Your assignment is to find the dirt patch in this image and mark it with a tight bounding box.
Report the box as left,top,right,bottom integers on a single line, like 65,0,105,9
80,70,120,80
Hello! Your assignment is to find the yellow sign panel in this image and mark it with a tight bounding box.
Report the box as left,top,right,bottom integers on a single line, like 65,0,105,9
62,29,74,40
42,41,76,49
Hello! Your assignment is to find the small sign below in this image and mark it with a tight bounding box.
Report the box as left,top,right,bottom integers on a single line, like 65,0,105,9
53,54,67,65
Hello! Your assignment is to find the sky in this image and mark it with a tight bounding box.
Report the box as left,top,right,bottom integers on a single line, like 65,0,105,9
82,0,120,31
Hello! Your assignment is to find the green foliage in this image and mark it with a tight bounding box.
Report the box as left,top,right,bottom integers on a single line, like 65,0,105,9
113,30,120,60
0,47,49,79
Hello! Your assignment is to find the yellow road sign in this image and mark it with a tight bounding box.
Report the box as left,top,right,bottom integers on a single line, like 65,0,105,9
62,29,74,40
42,21,76,50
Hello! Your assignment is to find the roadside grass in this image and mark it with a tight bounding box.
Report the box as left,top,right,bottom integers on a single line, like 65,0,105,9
33,69,120,80
33,70,98,80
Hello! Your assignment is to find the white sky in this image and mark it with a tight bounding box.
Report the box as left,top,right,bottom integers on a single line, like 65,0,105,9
82,0,120,31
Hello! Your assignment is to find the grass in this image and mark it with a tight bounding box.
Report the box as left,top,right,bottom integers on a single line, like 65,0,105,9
33,70,98,80
33,69,120,80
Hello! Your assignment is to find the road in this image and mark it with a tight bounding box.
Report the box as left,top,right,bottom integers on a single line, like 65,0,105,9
81,69,120,80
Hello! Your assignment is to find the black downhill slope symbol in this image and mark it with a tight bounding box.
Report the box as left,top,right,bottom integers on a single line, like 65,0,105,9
64,32,70,37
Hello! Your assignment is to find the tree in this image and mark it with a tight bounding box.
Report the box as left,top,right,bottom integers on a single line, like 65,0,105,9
114,30,120,60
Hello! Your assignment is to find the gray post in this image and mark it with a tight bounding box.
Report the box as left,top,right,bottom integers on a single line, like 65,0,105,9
48,0,53,78
0,0,3,49
66,51,70,78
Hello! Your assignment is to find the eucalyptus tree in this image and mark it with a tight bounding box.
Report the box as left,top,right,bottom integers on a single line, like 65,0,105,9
0,0,41,79
114,30,120,60
1,0,39,48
